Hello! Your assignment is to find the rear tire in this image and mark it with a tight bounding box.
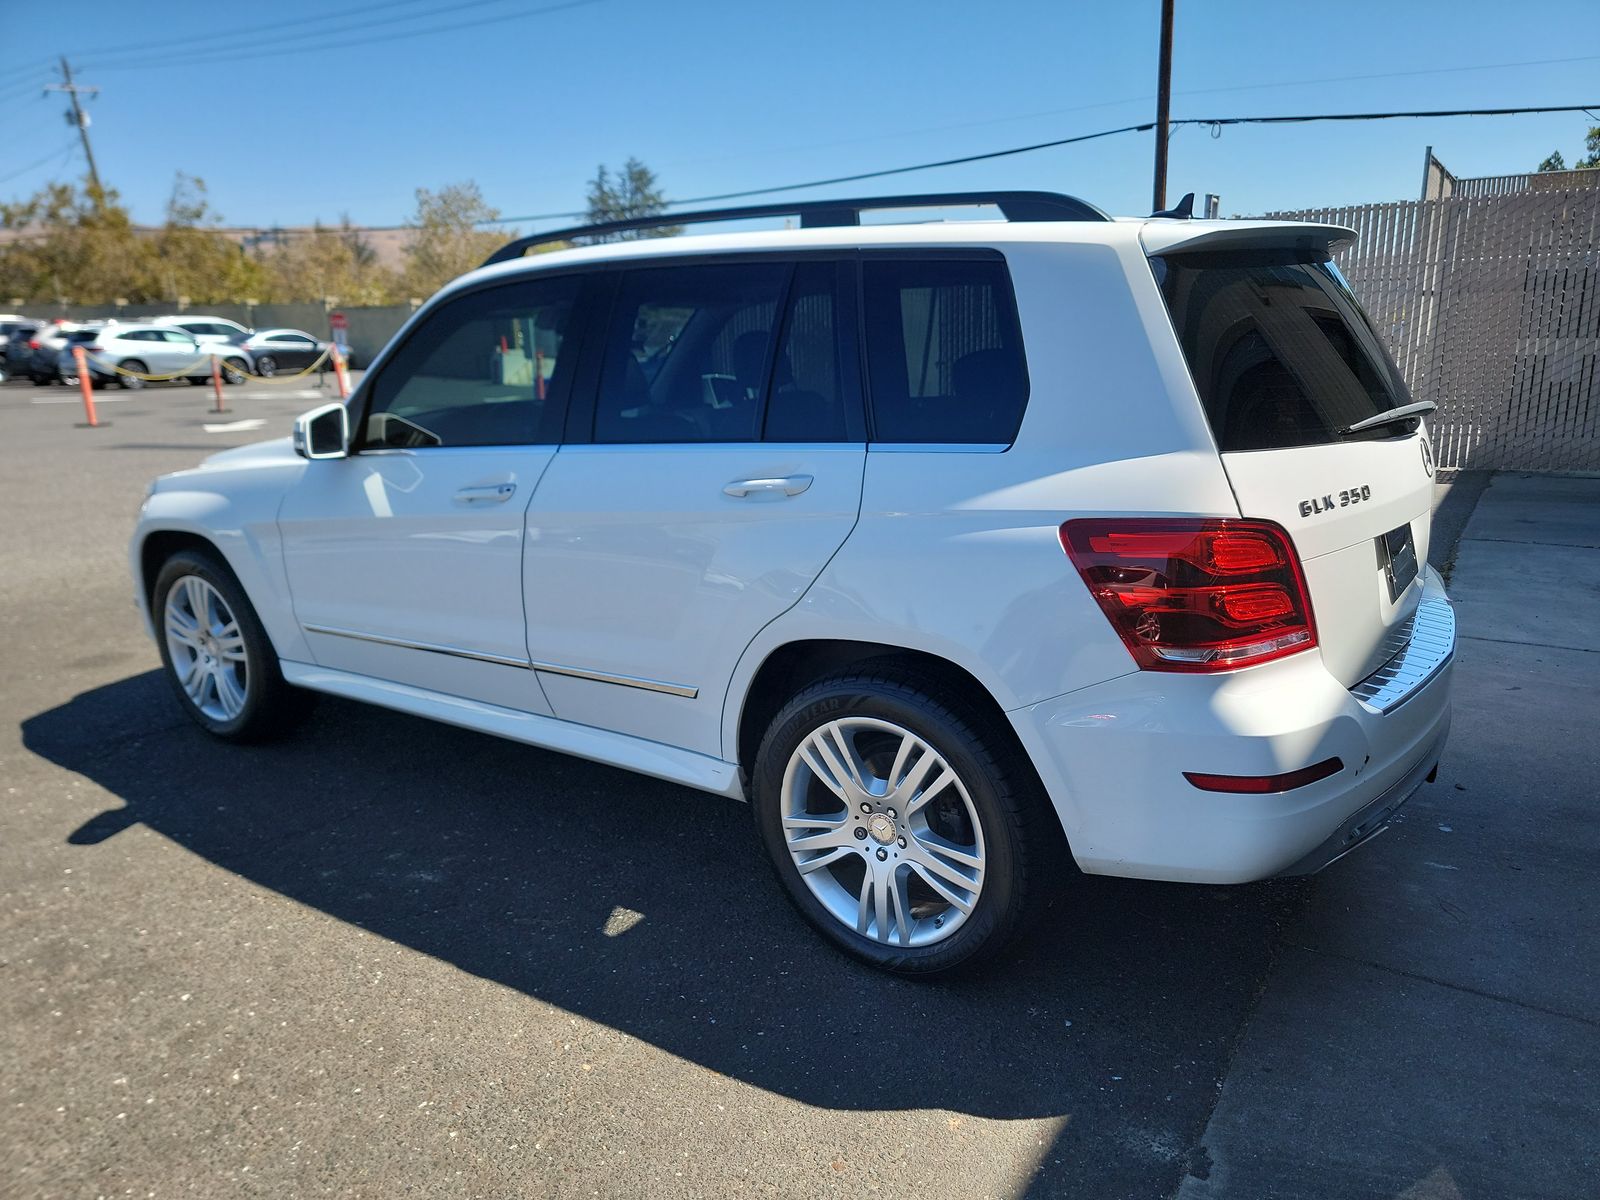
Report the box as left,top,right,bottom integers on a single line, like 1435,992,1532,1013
254,355,277,378
752,667,1047,975
118,360,147,390
152,549,306,742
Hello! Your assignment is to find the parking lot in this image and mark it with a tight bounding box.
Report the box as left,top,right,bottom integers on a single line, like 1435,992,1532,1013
2,377,1595,1199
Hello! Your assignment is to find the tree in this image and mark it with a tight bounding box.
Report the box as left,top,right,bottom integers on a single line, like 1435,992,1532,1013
583,158,679,241
149,173,267,304
401,182,508,299
0,177,147,304
259,219,400,305
1536,126,1600,172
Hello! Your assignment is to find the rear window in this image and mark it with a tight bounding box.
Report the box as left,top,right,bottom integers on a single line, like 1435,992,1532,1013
1155,252,1413,451
862,257,1028,444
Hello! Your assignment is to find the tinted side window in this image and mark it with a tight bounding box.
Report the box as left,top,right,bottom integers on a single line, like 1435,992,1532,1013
862,257,1028,444
763,262,849,443
360,277,579,450
595,263,788,444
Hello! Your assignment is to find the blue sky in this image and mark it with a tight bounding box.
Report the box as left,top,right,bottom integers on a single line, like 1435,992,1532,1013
2,0,1596,231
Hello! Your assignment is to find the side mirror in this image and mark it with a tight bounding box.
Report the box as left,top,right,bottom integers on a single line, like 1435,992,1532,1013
293,402,350,460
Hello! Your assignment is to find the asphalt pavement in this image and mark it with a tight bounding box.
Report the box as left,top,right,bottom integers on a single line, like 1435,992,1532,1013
1,378,1593,1199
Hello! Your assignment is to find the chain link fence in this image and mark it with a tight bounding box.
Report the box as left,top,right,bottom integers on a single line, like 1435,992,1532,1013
1268,187,1600,472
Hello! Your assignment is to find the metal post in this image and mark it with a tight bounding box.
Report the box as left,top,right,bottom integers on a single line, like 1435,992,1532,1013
1152,0,1175,213
72,346,100,427
210,354,228,414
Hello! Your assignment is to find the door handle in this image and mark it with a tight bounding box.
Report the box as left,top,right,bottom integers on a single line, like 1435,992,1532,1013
454,483,517,504
722,474,813,499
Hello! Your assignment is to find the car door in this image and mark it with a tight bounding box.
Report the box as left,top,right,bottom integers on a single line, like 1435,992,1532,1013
277,274,588,714
118,329,168,372
273,332,318,368
157,329,203,374
522,258,867,757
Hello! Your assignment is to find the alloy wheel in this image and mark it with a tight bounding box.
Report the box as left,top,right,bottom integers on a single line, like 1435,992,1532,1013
163,575,250,722
781,717,986,948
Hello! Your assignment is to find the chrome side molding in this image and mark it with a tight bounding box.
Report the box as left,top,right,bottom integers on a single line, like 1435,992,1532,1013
529,659,698,699
301,623,698,699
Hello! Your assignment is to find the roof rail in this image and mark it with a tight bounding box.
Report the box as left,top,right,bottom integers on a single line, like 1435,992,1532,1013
481,190,1110,266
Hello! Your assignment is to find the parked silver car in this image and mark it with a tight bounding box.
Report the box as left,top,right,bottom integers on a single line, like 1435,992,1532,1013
61,324,251,389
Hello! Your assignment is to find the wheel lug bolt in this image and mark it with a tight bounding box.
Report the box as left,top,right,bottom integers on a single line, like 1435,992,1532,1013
859,803,872,814
853,827,868,841
887,808,897,819
875,848,888,862
897,836,907,848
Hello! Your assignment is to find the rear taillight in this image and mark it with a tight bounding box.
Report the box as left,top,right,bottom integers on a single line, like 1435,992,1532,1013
27,339,40,350
1059,518,1317,672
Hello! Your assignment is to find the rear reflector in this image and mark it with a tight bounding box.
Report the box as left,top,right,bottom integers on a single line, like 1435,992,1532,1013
1184,757,1345,793
1060,518,1317,673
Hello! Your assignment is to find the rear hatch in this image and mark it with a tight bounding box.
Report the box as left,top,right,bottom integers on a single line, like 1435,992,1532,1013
1147,225,1436,688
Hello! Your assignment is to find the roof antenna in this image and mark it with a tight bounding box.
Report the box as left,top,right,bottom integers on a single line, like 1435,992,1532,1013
1151,192,1194,219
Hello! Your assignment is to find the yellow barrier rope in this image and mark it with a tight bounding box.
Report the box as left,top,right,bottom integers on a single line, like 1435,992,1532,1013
76,347,335,385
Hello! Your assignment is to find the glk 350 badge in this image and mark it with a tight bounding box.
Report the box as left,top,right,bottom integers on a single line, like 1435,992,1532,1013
1299,485,1371,517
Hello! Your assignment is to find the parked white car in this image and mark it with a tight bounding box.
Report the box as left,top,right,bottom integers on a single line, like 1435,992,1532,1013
65,323,251,388
130,191,1454,974
152,314,253,345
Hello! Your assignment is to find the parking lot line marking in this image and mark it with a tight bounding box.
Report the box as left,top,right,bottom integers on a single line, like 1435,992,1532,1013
203,418,267,433
238,388,324,401
29,395,134,405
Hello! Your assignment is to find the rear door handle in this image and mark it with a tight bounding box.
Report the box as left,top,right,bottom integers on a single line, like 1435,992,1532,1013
722,474,813,499
454,483,517,504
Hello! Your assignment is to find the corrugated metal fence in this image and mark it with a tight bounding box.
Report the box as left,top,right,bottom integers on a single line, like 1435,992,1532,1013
1268,187,1599,471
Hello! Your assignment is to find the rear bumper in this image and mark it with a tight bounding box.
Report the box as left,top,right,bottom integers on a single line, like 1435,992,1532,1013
1009,567,1454,884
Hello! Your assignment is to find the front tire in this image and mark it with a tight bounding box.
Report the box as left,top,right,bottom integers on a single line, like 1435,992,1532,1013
752,668,1044,975
152,550,303,741
222,357,247,384
118,359,147,390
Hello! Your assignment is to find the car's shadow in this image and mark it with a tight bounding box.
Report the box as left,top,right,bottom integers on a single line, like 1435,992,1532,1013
23,671,1307,1197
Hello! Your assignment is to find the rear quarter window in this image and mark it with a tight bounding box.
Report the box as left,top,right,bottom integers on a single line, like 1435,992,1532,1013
862,257,1028,444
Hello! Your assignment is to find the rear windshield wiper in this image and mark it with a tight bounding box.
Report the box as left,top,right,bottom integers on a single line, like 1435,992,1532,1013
1338,400,1437,437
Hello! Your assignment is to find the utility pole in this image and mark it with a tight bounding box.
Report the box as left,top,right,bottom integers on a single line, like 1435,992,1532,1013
45,57,103,207
1152,0,1175,212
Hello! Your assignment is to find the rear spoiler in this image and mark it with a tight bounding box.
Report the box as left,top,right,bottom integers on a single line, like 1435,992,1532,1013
1140,220,1356,258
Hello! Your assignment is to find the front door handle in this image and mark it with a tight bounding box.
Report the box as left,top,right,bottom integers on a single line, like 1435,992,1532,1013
722,474,814,499
454,483,517,504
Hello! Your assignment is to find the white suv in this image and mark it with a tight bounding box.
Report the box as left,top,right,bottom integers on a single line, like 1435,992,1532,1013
130,192,1454,974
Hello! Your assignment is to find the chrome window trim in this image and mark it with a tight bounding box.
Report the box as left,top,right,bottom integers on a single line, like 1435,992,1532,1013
301,623,698,698
1350,592,1456,714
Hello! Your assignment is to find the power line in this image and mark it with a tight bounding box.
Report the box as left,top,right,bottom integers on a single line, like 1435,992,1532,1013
0,140,77,187
0,74,54,108
79,0,604,74
70,0,460,64
259,99,1600,232
613,102,1600,214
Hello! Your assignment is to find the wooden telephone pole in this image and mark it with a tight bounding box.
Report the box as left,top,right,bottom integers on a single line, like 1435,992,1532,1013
1152,0,1175,212
45,57,103,206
